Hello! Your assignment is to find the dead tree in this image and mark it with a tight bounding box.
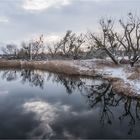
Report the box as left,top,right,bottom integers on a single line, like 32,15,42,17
47,41,62,58
60,30,85,59
19,35,44,60
89,19,119,64
1,44,18,58
71,33,85,59
20,41,31,59
60,30,75,57
31,34,44,59
116,13,140,67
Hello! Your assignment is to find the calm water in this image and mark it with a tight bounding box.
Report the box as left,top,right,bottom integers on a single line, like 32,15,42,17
0,69,140,139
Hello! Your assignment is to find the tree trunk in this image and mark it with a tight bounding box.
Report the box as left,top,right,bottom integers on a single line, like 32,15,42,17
103,48,119,65
130,56,140,67
130,61,134,67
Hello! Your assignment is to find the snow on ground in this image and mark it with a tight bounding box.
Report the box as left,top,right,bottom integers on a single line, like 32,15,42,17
80,78,104,86
102,67,140,93
103,67,140,94
73,59,140,94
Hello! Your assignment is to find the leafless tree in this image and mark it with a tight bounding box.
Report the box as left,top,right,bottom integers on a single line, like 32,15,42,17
116,13,140,67
1,44,18,56
31,34,44,59
88,18,119,64
19,35,44,60
19,41,31,59
60,30,74,56
59,30,85,59
70,33,85,59
47,41,62,58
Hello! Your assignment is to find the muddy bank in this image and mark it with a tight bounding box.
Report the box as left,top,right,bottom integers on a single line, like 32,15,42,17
0,59,139,98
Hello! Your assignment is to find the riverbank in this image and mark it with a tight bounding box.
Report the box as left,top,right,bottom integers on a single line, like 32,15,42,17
0,59,139,98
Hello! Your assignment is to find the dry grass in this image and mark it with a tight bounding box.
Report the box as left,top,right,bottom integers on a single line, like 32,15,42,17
0,59,95,76
127,66,140,80
128,72,140,80
36,60,80,75
111,80,134,96
104,76,134,96
0,59,21,68
103,75,140,98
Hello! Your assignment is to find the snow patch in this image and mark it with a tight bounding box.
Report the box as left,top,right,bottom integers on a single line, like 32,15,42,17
102,67,140,94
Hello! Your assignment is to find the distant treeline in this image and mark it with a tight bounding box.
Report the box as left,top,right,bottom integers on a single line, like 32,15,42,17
1,12,140,67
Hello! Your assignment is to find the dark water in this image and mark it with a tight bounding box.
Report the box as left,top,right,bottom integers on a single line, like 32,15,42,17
0,69,140,139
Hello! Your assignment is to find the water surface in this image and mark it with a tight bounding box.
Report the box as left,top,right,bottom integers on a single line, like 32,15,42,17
0,69,140,139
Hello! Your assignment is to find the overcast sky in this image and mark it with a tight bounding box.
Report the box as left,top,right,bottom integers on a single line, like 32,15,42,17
0,0,140,45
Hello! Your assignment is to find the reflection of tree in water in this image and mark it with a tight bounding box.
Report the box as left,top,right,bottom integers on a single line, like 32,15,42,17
83,82,115,125
50,73,84,94
50,74,140,135
74,79,140,135
1,70,18,81
1,69,44,89
20,69,44,89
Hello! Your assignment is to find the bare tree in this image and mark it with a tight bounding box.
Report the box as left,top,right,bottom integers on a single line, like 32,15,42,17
60,30,74,57
19,41,31,59
1,44,17,56
31,34,44,59
88,19,119,64
70,33,85,59
47,41,62,58
116,13,140,67
59,30,85,59
19,35,44,60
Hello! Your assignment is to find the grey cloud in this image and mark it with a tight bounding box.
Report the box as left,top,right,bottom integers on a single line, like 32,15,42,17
0,0,140,45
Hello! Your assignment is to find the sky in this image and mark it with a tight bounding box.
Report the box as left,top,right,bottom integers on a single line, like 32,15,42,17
0,0,140,46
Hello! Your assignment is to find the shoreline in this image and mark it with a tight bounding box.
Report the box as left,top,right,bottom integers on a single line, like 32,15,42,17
0,59,139,98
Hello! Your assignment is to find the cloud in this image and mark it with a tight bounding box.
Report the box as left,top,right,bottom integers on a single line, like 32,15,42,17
1,0,140,44
0,16,9,23
22,0,71,11
44,34,61,43
23,33,61,44
23,101,57,138
23,101,71,138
